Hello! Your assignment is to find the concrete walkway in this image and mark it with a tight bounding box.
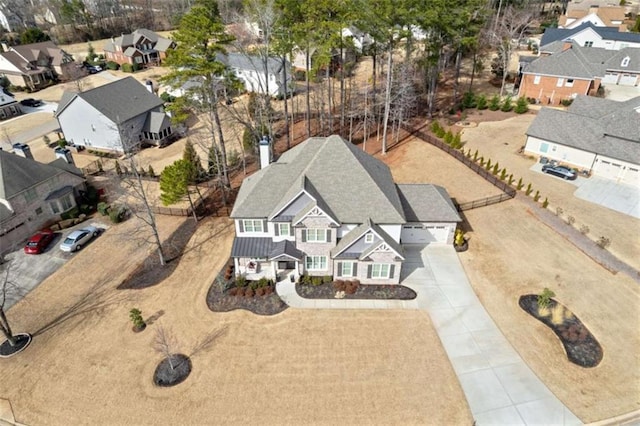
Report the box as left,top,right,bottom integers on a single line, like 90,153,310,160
276,244,582,426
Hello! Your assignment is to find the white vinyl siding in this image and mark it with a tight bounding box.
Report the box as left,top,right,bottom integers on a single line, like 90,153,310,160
305,255,327,271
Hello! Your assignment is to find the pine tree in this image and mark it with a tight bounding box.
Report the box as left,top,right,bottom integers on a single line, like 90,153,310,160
183,140,205,182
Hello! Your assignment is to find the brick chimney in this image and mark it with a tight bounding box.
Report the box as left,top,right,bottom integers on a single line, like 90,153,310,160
562,40,573,51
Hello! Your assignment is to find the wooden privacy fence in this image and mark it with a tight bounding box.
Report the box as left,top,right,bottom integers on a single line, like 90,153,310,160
401,123,517,211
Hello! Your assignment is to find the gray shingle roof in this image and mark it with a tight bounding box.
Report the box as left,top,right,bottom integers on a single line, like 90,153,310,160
396,184,462,223
144,111,171,133
0,150,84,201
331,219,404,260
268,240,303,260
55,77,164,124
221,52,286,76
604,48,640,72
154,37,174,52
526,103,640,164
540,22,640,47
231,135,406,224
523,44,614,78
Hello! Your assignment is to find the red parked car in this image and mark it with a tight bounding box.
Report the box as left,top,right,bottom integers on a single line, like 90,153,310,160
24,230,55,254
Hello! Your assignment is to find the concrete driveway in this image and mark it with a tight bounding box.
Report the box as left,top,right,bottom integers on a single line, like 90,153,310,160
2,221,108,310
401,244,581,426
574,177,640,219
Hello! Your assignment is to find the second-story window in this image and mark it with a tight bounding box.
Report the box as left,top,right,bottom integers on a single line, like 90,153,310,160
277,223,290,236
306,228,327,242
243,219,263,233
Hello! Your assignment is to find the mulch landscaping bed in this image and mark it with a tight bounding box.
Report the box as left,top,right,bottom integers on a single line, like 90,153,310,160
296,281,417,300
118,219,198,290
153,354,192,387
206,283,288,316
0,333,32,357
519,295,603,368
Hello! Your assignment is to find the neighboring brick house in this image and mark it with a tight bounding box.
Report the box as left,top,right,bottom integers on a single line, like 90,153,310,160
558,6,627,30
518,42,639,104
230,135,461,284
0,41,75,91
103,29,175,67
55,77,173,153
0,148,85,253
524,95,640,187
0,86,22,120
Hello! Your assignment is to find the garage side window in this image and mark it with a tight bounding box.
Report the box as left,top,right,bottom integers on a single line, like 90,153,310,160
533,75,541,85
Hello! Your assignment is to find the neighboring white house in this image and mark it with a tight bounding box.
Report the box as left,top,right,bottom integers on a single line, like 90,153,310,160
524,95,640,187
341,26,373,52
55,77,173,153
540,23,640,53
221,52,292,97
230,135,461,284
558,5,626,29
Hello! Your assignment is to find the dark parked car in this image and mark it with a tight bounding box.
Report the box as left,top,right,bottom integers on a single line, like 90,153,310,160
542,164,577,180
20,98,43,107
24,230,55,254
85,64,102,74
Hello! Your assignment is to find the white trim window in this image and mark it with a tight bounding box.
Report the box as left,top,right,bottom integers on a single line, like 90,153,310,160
305,256,327,271
277,223,290,236
533,75,541,85
621,56,630,67
364,233,374,244
371,263,390,279
306,228,327,242
556,78,564,87
243,219,263,233
341,261,354,277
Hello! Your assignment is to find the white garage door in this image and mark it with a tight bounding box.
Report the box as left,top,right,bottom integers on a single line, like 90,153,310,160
619,74,638,86
602,72,618,84
596,160,622,180
621,166,640,187
401,225,449,244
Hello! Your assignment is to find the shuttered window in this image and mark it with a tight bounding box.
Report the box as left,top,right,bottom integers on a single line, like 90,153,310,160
242,219,264,233
276,223,290,236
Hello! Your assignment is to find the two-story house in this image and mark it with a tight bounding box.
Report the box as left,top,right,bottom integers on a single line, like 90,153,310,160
103,29,175,67
0,41,75,91
230,135,461,284
518,42,639,104
0,86,22,120
0,147,85,253
540,23,640,54
221,52,292,97
55,77,173,153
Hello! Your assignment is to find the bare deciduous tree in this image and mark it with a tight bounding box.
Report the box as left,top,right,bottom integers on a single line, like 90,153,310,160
0,261,28,347
154,323,178,369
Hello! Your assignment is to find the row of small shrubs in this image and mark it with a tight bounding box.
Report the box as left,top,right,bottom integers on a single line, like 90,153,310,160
114,160,156,178
553,207,611,249
333,279,360,295
299,274,333,286
97,202,127,223
121,62,142,73
87,149,119,158
228,276,275,297
105,61,120,70
431,121,464,149
458,92,529,114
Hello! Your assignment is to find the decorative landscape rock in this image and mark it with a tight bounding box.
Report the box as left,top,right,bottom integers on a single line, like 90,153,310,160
519,295,603,368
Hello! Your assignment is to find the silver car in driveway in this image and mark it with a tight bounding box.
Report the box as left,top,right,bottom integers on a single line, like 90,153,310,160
59,226,100,252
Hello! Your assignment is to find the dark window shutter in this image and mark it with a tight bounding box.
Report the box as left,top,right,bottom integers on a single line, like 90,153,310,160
336,262,342,277
389,265,395,278
301,229,306,242
274,225,279,236
239,220,244,232
353,263,358,277
262,220,267,232
289,224,294,236
326,229,331,242
367,265,372,279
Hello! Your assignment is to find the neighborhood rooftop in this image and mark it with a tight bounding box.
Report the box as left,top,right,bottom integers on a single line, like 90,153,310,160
540,22,640,47
55,77,164,124
526,95,640,164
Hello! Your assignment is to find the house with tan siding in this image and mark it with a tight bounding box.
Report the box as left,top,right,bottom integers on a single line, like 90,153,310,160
103,29,175,67
230,135,461,284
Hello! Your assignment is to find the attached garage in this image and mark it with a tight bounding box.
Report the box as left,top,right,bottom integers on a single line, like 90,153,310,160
401,224,452,244
619,74,638,86
621,167,640,187
595,159,622,180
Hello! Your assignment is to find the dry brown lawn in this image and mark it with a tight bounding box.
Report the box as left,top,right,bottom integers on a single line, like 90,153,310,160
0,215,470,425
382,135,640,423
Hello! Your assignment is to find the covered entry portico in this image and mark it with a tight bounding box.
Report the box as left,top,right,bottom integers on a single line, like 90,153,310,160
231,237,303,281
